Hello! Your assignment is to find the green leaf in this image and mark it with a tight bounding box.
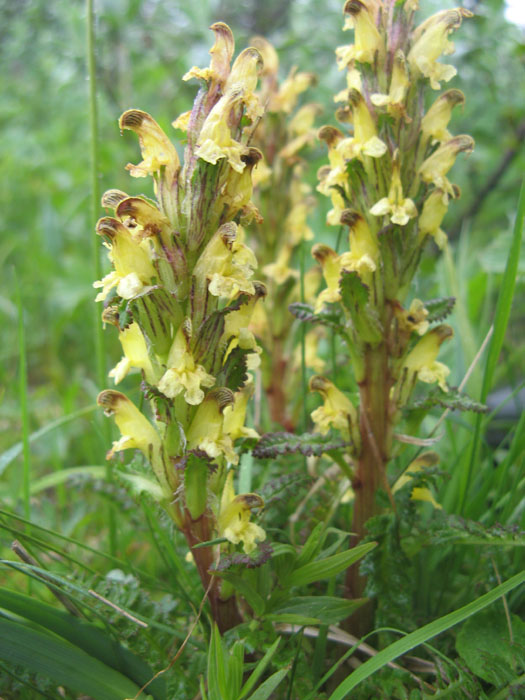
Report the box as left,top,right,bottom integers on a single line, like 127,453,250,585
408,386,488,414
268,596,365,626
213,572,265,617
456,608,525,685
283,542,377,588
0,616,144,700
253,431,347,459
239,637,281,700
339,271,382,343
184,451,211,520
0,587,165,698
328,571,525,700
288,302,347,336
246,666,290,700
459,179,525,513
424,296,456,322
217,345,249,392
339,270,369,310
295,522,327,568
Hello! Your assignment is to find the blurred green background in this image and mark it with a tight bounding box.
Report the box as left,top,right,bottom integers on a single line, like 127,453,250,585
1,0,524,536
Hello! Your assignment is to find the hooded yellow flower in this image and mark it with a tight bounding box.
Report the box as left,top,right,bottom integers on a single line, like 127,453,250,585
309,375,357,437
186,390,237,464
421,89,465,145
194,223,257,299
370,155,417,226
218,471,265,553
336,0,383,69
419,135,474,195
158,328,215,405
98,389,160,457
408,9,472,90
93,218,156,302
109,322,156,385
312,244,343,311
370,49,409,116
337,90,387,161
339,210,378,282
119,110,180,184
403,325,453,391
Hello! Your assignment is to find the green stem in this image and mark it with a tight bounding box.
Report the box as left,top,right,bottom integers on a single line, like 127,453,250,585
16,279,31,527
87,0,116,556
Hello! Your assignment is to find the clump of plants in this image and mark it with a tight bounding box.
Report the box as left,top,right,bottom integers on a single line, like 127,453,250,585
1,1,524,699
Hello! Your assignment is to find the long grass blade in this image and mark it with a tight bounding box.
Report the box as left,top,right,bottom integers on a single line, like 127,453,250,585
328,571,525,699
458,179,525,513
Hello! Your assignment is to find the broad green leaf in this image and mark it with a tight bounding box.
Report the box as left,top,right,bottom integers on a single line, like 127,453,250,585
0,587,165,699
295,523,326,569
269,596,365,626
0,616,144,700
456,608,525,685
328,571,525,700
283,542,377,588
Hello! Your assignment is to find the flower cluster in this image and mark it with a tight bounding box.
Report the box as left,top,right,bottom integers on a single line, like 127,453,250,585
244,37,322,428
311,1,473,445
95,25,268,599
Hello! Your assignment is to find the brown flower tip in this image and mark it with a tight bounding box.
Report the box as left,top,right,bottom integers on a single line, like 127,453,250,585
101,189,128,210
340,209,364,228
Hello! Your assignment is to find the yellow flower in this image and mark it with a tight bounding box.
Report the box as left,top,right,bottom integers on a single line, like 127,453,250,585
196,92,247,173
218,471,265,553
309,375,357,437
119,110,179,184
371,49,409,116
225,47,264,122
336,90,387,161
401,299,430,336
183,22,235,86
271,67,316,114
403,325,453,391
158,328,215,406
421,89,465,145
408,9,473,90
279,104,321,160
393,452,442,509
223,384,260,442
418,188,454,248
93,218,156,302
336,0,383,69
419,135,474,195
194,223,257,299
370,155,417,226
263,245,298,285
98,390,161,459
109,322,156,385
186,390,237,464
312,244,343,311
339,210,378,282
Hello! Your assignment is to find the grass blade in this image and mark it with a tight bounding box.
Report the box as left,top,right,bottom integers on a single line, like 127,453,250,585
458,179,525,513
328,570,525,700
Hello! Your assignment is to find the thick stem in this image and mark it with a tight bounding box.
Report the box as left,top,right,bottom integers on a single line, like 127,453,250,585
346,341,393,631
182,512,242,633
